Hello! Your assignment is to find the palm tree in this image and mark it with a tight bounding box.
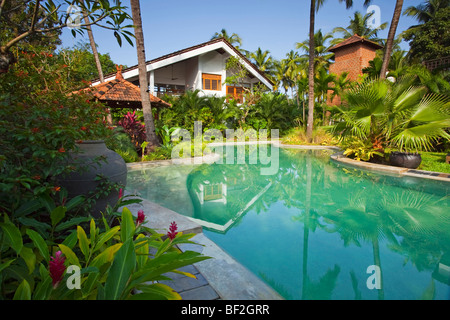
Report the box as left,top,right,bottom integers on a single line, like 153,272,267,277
249,47,274,74
296,30,335,72
403,0,449,24
305,0,372,142
331,76,450,154
211,28,242,47
379,0,404,79
332,11,387,45
314,68,336,125
130,0,159,149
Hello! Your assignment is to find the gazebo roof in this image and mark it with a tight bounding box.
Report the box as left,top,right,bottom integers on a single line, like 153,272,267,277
80,66,171,109
329,34,383,52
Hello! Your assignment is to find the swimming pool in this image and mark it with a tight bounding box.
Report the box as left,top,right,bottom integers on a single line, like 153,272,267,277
126,146,450,300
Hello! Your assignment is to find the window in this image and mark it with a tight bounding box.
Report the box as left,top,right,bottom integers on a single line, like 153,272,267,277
204,184,223,201
202,74,222,91
226,86,244,103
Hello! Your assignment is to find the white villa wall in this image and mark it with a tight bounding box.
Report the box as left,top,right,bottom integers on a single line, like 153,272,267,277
198,51,227,97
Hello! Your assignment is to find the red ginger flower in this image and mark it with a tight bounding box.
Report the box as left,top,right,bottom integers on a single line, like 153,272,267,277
49,251,66,289
167,221,178,240
136,210,145,228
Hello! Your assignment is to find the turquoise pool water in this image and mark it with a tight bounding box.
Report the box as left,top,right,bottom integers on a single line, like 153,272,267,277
126,147,450,300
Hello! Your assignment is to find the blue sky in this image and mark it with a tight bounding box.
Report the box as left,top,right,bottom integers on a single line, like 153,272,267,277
60,0,424,67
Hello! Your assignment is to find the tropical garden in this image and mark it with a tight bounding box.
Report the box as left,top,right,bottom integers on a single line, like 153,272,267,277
0,0,449,300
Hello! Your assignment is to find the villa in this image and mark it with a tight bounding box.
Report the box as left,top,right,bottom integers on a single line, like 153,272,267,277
92,38,274,103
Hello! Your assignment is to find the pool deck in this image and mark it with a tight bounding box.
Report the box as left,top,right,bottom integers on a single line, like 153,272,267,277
124,142,449,300
125,197,284,300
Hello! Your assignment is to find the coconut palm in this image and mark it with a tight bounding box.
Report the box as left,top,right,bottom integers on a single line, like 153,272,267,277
331,76,450,154
332,11,387,46
296,30,335,72
314,68,336,125
403,0,450,24
211,28,242,47
130,0,159,149
249,47,273,73
380,0,404,79
305,0,372,142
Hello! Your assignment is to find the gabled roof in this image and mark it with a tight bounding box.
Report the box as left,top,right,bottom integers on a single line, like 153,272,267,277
79,66,171,108
329,34,383,52
93,38,274,89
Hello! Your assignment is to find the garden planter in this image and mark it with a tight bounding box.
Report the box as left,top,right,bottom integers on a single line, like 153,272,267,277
58,140,127,218
389,151,422,169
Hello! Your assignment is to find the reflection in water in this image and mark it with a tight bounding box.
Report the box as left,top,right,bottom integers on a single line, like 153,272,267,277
127,147,450,300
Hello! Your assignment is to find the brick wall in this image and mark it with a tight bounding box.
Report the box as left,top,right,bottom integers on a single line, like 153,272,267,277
328,42,377,106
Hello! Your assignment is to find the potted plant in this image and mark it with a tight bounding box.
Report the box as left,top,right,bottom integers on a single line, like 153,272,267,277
56,96,128,218
330,76,450,169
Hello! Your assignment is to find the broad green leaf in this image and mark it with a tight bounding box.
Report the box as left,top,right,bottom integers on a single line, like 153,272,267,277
50,206,66,228
135,234,148,269
19,246,36,274
65,195,85,211
104,238,136,300
33,275,52,300
120,207,135,243
77,226,90,261
93,226,120,253
130,283,181,300
90,243,122,268
89,219,96,246
26,229,50,262
58,244,80,267
172,269,197,279
1,219,23,254
13,280,31,300
0,259,15,273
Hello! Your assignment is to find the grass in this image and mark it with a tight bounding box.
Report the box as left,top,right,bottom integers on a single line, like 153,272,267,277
281,126,339,146
417,152,450,174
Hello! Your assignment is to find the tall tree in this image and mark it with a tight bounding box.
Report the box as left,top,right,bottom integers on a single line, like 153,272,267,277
0,0,132,73
305,0,371,142
331,11,387,45
130,0,159,149
211,29,242,47
379,0,404,79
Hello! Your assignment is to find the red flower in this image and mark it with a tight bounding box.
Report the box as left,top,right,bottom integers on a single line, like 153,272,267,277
118,188,123,199
136,210,145,228
49,251,66,289
58,147,65,153
167,221,178,240
80,126,87,131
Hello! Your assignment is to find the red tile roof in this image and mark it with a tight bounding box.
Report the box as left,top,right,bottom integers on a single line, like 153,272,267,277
329,34,383,52
79,66,171,108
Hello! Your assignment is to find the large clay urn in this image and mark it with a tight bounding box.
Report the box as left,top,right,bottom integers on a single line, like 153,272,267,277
58,140,127,218
389,151,422,169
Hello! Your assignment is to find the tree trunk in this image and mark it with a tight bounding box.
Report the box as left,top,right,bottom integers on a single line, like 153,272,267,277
379,0,403,79
130,0,159,150
83,11,113,124
306,0,316,142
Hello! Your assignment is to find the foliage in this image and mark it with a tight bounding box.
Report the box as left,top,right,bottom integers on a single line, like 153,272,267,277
56,42,121,85
0,0,133,72
117,111,146,154
282,127,338,146
403,7,450,63
0,50,113,214
417,151,450,174
330,76,450,159
0,194,210,300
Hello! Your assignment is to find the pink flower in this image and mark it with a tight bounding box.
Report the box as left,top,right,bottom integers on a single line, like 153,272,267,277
167,221,178,240
118,188,123,199
49,251,66,289
136,210,145,228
